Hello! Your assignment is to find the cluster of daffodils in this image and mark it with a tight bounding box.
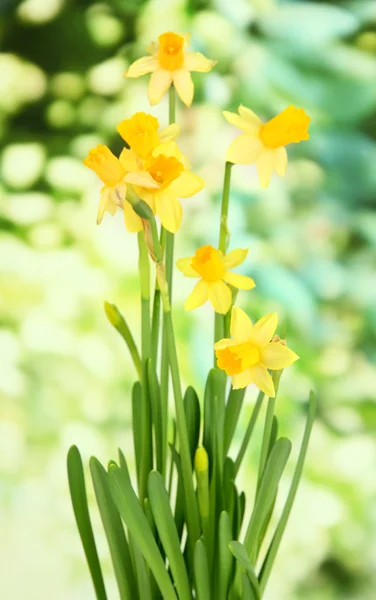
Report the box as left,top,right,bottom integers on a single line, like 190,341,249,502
83,31,310,395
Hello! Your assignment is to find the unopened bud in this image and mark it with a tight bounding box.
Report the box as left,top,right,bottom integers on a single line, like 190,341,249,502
195,446,209,474
104,301,121,326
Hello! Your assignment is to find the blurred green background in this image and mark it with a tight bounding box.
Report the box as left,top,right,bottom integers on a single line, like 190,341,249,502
1,0,376,598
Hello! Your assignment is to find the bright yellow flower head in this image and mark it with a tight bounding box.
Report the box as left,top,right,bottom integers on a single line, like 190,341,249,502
120,141,204,234
125,31,216,107
177,246,255,314
214,307,299,395
117,111,180,160
224,104,310,188
84,144,127,224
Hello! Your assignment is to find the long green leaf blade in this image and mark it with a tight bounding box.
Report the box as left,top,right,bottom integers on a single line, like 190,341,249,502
229,541,260,599
224,388,245,456
217,511,233,600
67,446,107,600
104,301,142,379
194,540,211,600
108,465,178,600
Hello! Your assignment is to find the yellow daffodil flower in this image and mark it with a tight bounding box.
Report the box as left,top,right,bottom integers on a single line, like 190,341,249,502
120,141,204,233
214,307,299,395
117,111,180,160
125,31,216,107
224,105,310,188
177,245,255,314
84,144,127,224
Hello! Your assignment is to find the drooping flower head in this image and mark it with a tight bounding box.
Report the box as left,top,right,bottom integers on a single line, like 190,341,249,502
177,246,255,314
125,31,216,107
215,307,299,395
117,111,180,160
224,105,310,188
84,144,127,224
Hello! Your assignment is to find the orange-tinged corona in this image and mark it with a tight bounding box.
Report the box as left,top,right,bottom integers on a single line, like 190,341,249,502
191,246,225,282
259,106,310,149
158,32,185,71
84,145,126,187
117,112,160,159
147,155,184,188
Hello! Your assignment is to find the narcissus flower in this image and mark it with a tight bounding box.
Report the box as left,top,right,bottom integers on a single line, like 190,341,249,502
125,31,216,107
121,141,204,233
224,105,310,188
215,307,299,395
177,246,255,314
117,111,179,160
84,144,127,224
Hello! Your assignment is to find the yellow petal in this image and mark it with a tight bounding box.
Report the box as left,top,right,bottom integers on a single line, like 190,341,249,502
238,105,263,127
155,190,183,233
172,69,194,107
185,279,209,310
97,190,117,224
226,134,263,165
249,364,275,397
222,248,249,269
273,146,288,177
223,111,261,135
152,141,180,159
184,51,216,73
148,69,172,105
125,171,160,189
224,271,256,290
123,200,143,232
214,338,236,350
126,55,158,78
176,257,198,277
232,369,253,390
168,171,205,198
256,149,274,188
251,313,278,347
230,306,253,342
208,280,232,314
119,148,139,172
261,342,299,370
159,123,180,143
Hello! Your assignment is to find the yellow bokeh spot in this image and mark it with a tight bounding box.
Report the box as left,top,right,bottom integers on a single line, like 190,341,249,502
84,144,125,187
191,245,225,282
259,105,310,149
147,155,183,188
117,112,160,159
158,32,185,71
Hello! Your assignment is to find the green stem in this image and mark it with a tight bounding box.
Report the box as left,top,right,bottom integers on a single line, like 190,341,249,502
137,231,152,503
234,390,264,477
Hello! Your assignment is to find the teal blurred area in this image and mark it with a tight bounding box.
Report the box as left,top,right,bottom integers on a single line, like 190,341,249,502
1,0,376,598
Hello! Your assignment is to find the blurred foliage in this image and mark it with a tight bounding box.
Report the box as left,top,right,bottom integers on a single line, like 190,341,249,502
1,0,376,598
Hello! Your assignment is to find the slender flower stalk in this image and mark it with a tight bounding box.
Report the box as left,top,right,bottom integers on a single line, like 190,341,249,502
215,162,233,345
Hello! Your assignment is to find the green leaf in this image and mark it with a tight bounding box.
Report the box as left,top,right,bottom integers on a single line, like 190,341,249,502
169,442,185,540
184,386,201,463
104,301,142,379
194,540,211,600
204,368,226,475
234,391,264,476
224,388,245,456
108,465,178,600
132,382,142,479
90,457,137,600
259,392,316,595
229,542,260,599
244,437,292,564
67,446,107,600
147,358,164,474
241,573,259,600
217,511,233,600
148,471,192,600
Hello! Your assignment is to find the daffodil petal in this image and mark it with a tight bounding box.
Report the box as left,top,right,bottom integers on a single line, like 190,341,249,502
232,369,253,390
185,279,209,310
148,68,172,105
224,271,256,290
97,190,116,224
261,342,299,369
159,123,180,143
119,148,139,172
214,338,236,351
152,141,180,159
223,111,261,135
256,149,274,188
273,146,288,177
230,306,253,342
125,171,160,188
172,69,194,107
176,256,198,277
249,364,275,397
222,248,249,269
123,200,143,232
208,280,232,314
156,191,183,233
126,55,158,78
184,51,216,73
226,134,263,165
169,171,205,198
251,313,278,346
238,105,263,127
